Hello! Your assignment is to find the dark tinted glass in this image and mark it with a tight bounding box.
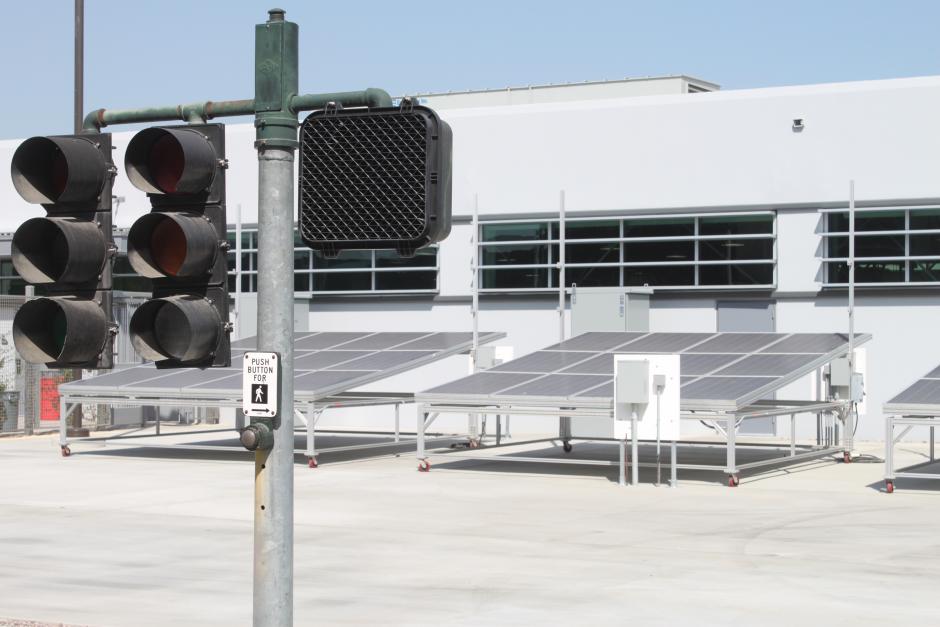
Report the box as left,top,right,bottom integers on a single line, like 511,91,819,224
376,270,436,290
699,264,774,285
699,215,773,235
481,222,549,242
623,218,693,238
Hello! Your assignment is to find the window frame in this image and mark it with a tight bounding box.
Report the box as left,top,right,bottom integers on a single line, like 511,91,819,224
477,211,777,292
228,227,440,295
820,207,940,287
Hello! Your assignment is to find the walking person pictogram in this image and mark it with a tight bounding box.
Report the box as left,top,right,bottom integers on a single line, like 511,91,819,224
254,384,267,404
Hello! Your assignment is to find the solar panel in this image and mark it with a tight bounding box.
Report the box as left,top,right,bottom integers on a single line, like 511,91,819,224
618,333,714,353
133,369,238,392
395,332,475,350
680,376,778,400
759,333,848,354
418,331,870,411
888,379,940,406
62,330,506,402
338,332,428,351
574,381,613,398
713,354,819,377
542,332,645,352
560,354,615,375
187,373,242,391
293,351,372,370
424,372,537,396
500,374,613,398
325,351,434,371
294,332,371,350
492,351,598,373
70,365,164,388
678,353,742,376
687,333,781,354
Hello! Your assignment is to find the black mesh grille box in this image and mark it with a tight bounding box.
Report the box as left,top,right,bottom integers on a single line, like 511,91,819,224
298,105,452,257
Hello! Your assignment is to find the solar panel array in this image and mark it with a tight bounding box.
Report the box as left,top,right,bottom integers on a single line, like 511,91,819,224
420,332,869,411
885,364,940,413
62,331,504,402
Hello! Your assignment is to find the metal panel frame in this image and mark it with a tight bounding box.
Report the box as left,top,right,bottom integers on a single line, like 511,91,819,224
55,331,505,463
883,415,940,492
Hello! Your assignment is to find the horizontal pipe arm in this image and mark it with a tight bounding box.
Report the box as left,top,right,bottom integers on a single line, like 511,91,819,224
290,87,393,113
82,88,391,132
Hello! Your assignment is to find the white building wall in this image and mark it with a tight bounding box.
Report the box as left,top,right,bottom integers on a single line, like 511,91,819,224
3,76,940,441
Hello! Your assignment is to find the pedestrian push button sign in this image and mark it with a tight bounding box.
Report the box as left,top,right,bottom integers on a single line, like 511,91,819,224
243,352,279,418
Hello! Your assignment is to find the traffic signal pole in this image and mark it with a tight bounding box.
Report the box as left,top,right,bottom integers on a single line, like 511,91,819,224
252,9,298,625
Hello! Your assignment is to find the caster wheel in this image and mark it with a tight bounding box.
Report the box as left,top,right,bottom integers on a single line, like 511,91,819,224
61,445,71,458
843,452,852,463
728,475,739,487
563,442,573,453
418,460,430,473
885,481,895,494
307,458,318,469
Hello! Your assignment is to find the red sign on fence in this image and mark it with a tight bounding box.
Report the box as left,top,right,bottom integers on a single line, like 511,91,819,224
40,376,62,422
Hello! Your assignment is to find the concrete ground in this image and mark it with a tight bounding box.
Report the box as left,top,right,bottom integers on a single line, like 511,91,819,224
1,431,939,626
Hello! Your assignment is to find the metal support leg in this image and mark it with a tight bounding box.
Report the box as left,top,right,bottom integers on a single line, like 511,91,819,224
670,440,677,488
790,413,796,457
305,402,316,467
59,398,69,452
930,426,936,461
618,438,626,487
726,415,737,486
394,403,400,444
630,416,639,486
495,415,501,446
844,404,854,459
884,416,894,492
505,415,511,439
417,404,429,471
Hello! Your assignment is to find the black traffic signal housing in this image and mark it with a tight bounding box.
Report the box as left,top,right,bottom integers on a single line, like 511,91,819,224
9,132,117,368
124,123,231,368
298,102,452,258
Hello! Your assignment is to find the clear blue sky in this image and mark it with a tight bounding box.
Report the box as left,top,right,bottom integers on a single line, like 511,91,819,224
2,0,939,139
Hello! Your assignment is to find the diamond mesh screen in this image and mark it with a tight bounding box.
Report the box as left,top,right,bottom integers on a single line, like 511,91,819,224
299,109,432,250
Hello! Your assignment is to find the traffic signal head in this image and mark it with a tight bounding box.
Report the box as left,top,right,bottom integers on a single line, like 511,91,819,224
11,135,107,205
13,297,109,365
298,103,452,258
8,132,115,369
129,294,224,363
125,126,219,196
124,123,230,369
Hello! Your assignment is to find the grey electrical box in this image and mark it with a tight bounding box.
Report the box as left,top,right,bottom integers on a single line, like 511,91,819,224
475,346,498,370
570,287,652,336
850,373,864,403
829,357,851,387
616,360,650,404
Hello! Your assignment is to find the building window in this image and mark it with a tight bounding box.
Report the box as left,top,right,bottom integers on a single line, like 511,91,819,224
822,208,940,285
0,260,25,295
227,227,438,294
478,213,775,291
113,255,151,293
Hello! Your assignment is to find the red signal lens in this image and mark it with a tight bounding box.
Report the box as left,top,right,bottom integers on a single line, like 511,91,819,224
149,135,185,193
150,219,187,276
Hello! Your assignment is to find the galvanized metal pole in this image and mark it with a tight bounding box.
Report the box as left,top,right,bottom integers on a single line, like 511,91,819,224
558,190,566,342
253,8,298,626
74,0,83,133
848,180,855,376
